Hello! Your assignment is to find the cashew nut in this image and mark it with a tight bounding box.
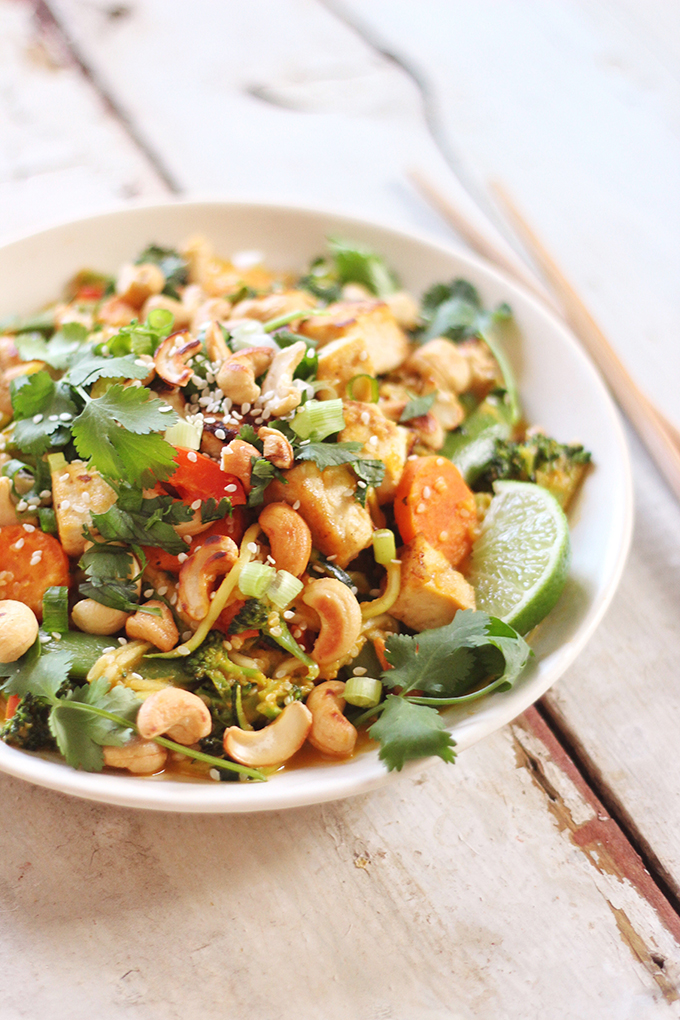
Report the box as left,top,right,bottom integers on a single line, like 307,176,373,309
223,700,312,766
259,341,306,417
178,534,239,621
259,502,311,577
216,347,274,405
302,578,363,666
153,330,202,388
103,736,167,774
71,599,129,636
220,438,261,491
0,600,39,663
191,298,233,336
258,426,294,469
203,320,230,362
115,262,165,309
125,600,179,652
136,687,212,745
306,680,357,757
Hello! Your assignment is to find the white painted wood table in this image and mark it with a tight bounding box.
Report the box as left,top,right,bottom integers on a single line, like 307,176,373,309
1,2,679,1016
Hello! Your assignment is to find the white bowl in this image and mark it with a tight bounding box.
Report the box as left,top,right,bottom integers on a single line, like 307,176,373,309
0,199,633,812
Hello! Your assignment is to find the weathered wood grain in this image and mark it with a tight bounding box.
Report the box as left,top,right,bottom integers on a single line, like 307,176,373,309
0,712,678,1019
0,0,168,243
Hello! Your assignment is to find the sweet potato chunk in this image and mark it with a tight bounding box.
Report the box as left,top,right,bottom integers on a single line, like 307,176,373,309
0,525,70,618
390,534,476,632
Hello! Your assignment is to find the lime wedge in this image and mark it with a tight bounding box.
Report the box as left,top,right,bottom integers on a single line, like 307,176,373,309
469,480,571,635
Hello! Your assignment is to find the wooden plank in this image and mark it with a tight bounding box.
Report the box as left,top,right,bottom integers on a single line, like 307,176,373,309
0,0,168,244
0,711,678,1018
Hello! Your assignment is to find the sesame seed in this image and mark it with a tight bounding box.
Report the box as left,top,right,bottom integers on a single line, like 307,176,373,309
187,451,198,462
159,404,173,413
16,500,28,513
13,538,24,550
358,350,368,361
368,435,379,447
360,411,370,425
241,403,251,414
262,390,275,401
415,501,426,514
170,593,178,605
247,542,258,553
327,554,337,561
184,535,192,544
270,626,283,637
131,672,143,680
59,473,70,482
215,429,226,441
117,637,128,646
32,413,43,424
72,504,86,514
51,632,62,641
353,666,368,676
209,591,216,600
143,589,154,598
438,530,449,542
292,627,303,639
391,558,402,565
59,412,72,421
177,552,188,563
191,499,201,510
293,500,301,510
48,415,59,422
209,769,221,782
350,586,358,595
283,610,295,620
434,478,447,493
436,457,445,466
39,490,51,499
29,552,42,566
407,454,418,461
22,523,35,533
224,484,237,493
423,486,432,499
27,497,40,506
357,480,367,488
157,586,168,596
60,500,70,510
101,646,115,654
39,634,51,643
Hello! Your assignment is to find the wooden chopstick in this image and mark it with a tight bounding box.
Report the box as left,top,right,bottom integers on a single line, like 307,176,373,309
490,181,680,502
408,168,680,502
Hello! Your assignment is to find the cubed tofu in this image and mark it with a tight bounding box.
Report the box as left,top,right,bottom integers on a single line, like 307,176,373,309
337,401,410,504
265,461,373,568
230,289,316,322
299,300,410,375
51,462,116,557
390,534,476,632
315,333,375,400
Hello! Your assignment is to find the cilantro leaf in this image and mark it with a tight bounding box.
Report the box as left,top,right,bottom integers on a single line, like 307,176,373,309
10,370,55,418
15,323,86,370
71,384,178,485
369,696,456,771
352,459,386,506
248,458,284,507
78,542,146,613
200,496,232,523
382,610,531,699
2,646,72,702
67,352,151,388
11,377,77,456
102,313,174,358
295,441,363,470
399,391,437,422
328,237,399,298
90,488,193,554
50,677,139,771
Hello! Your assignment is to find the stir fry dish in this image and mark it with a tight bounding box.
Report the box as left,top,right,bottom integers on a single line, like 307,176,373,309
0,237,591,781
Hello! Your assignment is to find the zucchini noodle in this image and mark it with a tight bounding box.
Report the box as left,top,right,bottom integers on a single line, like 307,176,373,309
360,561,401,620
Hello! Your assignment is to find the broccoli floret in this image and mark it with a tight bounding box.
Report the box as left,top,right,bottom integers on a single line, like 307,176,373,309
1,693,56,752
228,599,271,634
474,433,591,508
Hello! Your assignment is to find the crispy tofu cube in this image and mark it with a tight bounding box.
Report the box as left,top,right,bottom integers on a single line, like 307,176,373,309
315,333,375,400
230,289,316,322
265,461,373,568
390,535,476,632
337,401,410,504
299,300,410,374
51,462,116,557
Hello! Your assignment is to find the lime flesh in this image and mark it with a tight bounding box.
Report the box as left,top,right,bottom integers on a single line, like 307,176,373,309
469,480,571,635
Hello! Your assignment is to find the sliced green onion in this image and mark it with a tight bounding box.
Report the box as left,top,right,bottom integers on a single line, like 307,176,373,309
343,675,383,709
164,417,203,450
347,374,379,402
238,561,276,599
372,529,396,566
42,586,69,634
266,570,304,610
38,507,57,535
147,307,174,332
263,308,323,333
290,398,345,440
47,452,67,474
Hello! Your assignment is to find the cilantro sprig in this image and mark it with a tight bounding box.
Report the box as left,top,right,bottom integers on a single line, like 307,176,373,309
355,611,532,772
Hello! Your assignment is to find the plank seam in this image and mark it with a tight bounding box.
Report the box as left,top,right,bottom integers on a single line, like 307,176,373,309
537,695,680,917
30,0,181,194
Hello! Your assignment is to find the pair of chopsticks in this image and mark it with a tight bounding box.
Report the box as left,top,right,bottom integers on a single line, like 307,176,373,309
410,170,680,503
